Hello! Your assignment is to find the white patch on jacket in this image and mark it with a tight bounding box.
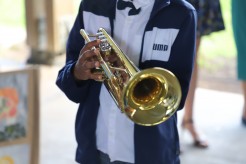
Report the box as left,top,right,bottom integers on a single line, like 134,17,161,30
83,11,111,37
142,27,179,62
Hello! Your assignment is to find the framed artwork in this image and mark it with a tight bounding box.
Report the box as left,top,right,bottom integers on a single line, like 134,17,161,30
0,66,40,164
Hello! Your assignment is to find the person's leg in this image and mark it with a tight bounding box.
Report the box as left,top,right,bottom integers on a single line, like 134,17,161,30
242,81,246,125
182,38,208,148
182,38,199,123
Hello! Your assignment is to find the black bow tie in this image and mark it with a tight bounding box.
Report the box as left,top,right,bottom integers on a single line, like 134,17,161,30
117,0,141,16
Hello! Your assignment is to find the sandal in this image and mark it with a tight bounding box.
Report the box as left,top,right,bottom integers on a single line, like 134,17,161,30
242,117,246,126
181,119,208,149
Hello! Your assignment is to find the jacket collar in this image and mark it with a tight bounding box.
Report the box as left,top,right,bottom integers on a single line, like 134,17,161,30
150,0,170,19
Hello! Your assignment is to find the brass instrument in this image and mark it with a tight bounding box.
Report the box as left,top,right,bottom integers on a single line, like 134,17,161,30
80,28,182,126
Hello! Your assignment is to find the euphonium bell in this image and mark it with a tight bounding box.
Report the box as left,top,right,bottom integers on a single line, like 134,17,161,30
80,28,182,126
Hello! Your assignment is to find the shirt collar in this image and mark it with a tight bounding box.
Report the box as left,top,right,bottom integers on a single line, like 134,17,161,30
122,0,153,9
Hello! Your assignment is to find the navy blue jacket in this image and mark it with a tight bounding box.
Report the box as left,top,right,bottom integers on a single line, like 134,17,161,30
56,0,196,163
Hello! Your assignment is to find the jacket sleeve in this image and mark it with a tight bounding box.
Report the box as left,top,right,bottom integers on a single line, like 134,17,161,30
56,1,92,103
171,9,197,110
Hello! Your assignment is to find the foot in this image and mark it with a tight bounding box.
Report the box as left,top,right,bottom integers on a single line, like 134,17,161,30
182,119,208,149
242,106,246,126
242,118,246,126
193,140,209,148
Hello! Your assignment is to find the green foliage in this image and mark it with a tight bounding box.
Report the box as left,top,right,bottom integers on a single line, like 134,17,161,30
199,0,236,60
0,0,25,27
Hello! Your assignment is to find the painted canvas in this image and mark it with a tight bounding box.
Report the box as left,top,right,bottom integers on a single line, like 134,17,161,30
0,144,30,164
0,67,40,164
0,73,28,143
